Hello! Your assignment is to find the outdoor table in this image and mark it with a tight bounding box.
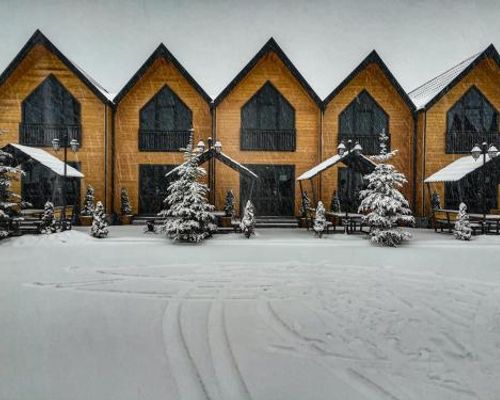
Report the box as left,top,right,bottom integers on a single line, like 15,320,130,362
326,212,366,234
469,213,500,234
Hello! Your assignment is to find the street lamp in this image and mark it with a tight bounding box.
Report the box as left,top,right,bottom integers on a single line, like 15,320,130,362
197,140,206,153
52,130,79,231
214,140,222,153
338,139,363,219
471,141,499,222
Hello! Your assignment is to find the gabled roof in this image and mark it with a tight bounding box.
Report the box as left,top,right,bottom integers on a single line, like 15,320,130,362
0,30,113,105
409,44,500,111
113,43,211,105
213,38,322,107
323,50,415,111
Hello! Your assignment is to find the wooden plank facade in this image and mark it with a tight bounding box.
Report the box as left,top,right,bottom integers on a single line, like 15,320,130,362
0,30,498,221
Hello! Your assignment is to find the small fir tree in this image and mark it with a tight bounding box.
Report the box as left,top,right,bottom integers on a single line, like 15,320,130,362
240,200,256,238
224,190,235,217
120,187,132,215
161,137,216,242
358,164,415,247
41,201,57,233
330,190,341,213
81,184,95,216
431,191,441,211
454,202,472,241
313,201,327,238
300,191,311,217
90,201,109,238
0,149,26,239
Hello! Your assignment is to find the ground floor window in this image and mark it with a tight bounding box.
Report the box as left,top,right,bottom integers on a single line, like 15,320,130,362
138,164,176,215
337,167,365,213
445,172,498,213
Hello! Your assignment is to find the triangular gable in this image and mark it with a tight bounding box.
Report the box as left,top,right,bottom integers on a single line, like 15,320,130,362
113,43,211,105
409,44,500,111
0,30,113,105
213,38,322,107
323,50,415,111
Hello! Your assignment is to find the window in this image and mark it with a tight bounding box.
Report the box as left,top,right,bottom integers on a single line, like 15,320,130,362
446,87,499,153
139,85,192,151
241,82,295,151
138,164,176,214
20,75,81,147
339,90,389,155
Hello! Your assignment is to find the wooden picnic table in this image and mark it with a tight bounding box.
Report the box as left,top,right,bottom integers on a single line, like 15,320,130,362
326,211,367,234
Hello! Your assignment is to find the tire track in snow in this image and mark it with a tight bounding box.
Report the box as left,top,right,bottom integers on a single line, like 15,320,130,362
162,287,211,400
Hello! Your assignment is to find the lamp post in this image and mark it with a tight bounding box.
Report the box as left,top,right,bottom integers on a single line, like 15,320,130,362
52,130,79,231
196,136,221,205
471,141,499,222
337,139,363,219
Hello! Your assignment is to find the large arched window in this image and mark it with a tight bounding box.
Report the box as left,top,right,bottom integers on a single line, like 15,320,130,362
446,86,499,153
241,82,295,151
139,85,192,151
339,90,389,155
20,75,81,147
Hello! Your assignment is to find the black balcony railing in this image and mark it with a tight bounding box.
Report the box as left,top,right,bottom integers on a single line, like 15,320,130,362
338,134,387,156
19,123,81,147
241,129,296,151
446,131,500,154
139,129,191,151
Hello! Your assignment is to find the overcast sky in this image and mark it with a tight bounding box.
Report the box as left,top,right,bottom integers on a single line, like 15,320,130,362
0,0,498,99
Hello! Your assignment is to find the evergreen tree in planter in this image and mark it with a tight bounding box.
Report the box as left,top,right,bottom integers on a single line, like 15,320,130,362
224,190,235,217
313,201,327,238
0,149,26,239
240,200,256,238
300,191,311,217
41,201,57,233
330,190,341,213
431,191,441,211
90,201,109,238
454,202,472,241
162,138,216,242
80,185,95,216
358,164,414,247
120,187,133,224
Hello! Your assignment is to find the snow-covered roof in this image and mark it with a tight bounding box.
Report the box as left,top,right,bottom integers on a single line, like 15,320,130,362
8,143,84,178
297,151,376,181
424,155,494,183
71,59,116,102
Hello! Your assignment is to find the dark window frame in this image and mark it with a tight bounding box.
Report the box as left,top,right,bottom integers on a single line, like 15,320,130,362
138,164,177,215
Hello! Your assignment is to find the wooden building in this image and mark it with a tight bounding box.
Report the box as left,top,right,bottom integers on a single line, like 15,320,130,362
410,45,500,218
320,51,416,213
213,38,322,217
0,30,113,212
112,44,212,215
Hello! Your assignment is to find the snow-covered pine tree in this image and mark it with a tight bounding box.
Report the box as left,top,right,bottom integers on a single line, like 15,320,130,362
90,201,109,238
240,200,256,238
370,128,398,162
330,190,341,213
0,149,26,239
162,137,216,242
41,201,57,233
358,164,415,247
454,202,472,241
300,191,311,217
120,187,132,215
224,190,234,217
313,201,327,238
81,184,95,216
431,191,441,210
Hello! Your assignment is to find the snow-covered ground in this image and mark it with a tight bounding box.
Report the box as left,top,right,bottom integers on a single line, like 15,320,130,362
1,227,500,400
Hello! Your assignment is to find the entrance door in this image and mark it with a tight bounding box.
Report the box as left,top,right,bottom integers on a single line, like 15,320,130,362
139,164,175,215
338,167,365,213
241,164,295,216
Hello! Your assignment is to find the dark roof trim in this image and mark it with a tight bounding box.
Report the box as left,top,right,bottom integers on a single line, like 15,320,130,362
0,30,113,105
113,43,212,106
323,50,415,111
417,44,500,112
213,37,322,107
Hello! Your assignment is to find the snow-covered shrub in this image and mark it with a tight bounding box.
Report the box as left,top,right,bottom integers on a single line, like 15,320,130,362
431,191,441,211
370,129,398,162
162,137,216,242
330,190,341,213
454,202,472,241
224,190,234,217
41,201,57,233
90,201,109,238
0,149,27,239
300,191,311,217
120,187,132,215
313,201,327,238
81,185,95,216
240,200,256,238
358,163,414,247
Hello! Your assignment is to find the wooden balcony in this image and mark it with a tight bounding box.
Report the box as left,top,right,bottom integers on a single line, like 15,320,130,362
338,134,387,156
446,131,500,154
19,123,81,147
139,129,191,151
241,129,296,151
